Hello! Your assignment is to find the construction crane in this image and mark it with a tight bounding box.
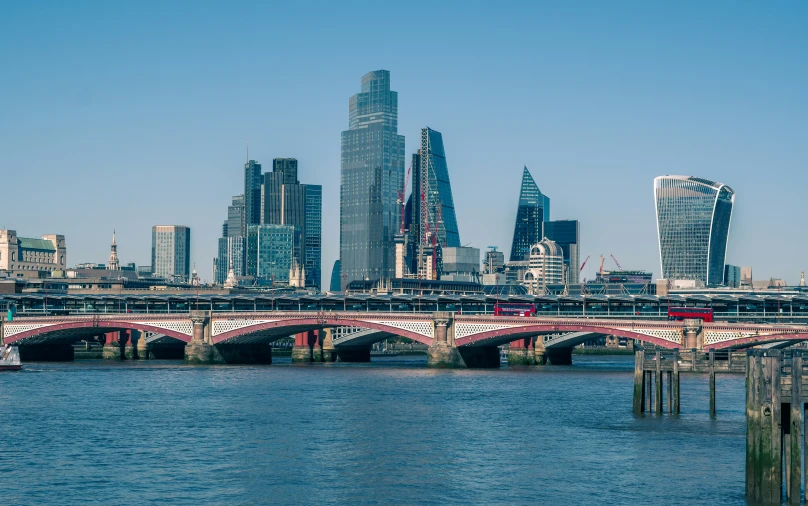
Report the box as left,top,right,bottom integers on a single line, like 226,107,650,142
598,255,605,276
579,255,590,272
610,254,623,271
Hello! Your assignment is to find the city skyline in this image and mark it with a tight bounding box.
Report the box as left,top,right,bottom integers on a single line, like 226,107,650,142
2,3,805,285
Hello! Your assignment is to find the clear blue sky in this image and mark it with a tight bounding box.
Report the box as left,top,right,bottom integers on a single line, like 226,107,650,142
2,1,806,285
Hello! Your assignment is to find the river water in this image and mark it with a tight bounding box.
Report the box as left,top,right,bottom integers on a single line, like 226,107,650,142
0,355,748,505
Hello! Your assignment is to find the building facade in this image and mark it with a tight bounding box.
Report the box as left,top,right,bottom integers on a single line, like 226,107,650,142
725,264,741,288
523,238,564,294
244,159,263,232
151,225,191,282
543,220,579,284
0,230,67,277
440,246,480,282
340,70,406,288
510,167,550,262
260,158,322,289
247,224,297,283
654,176,735,286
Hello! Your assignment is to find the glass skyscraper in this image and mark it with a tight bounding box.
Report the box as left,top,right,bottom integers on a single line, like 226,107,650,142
543,220,580,284
654,175,735,285
247,224,297,283
340,70,405,288
509,167,550,262
410,127,461,250
244,159,263,231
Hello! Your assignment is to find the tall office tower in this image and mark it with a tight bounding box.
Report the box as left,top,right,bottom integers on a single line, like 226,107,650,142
260,158,321,289
215,194,246,284
340,70,405,288
543,220,580,284
408,127,461,277
654,176,735,285
509,167,550,262
244,159,263,232
303,185,322,289
151,225,191,282
724,264,741,288
227,194,245,238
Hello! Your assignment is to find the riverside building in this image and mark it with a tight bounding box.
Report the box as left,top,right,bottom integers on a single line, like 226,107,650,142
0,230,67,278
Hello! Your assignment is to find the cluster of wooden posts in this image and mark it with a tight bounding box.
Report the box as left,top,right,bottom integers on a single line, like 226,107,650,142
632,347,745,417
746,349,806,505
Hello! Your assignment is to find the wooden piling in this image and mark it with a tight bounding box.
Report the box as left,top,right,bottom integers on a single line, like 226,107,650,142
633,350,644,415
746,352,757,500
655,349,663,415
789,351,802,503
647,369,653,412
760,351,783,505
673,349,680,415
667,371,673,413
709,349,716,417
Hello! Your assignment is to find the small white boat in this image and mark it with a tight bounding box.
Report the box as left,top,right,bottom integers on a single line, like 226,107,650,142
0,345,21,371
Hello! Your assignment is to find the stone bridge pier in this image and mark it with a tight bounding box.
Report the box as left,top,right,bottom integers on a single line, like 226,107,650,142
184,312,272,365
427,313,500,368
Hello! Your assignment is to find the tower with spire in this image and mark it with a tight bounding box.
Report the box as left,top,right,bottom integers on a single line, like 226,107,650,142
108,230,119,271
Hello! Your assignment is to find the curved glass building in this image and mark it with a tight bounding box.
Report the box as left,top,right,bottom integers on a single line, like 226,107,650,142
654,176,735,286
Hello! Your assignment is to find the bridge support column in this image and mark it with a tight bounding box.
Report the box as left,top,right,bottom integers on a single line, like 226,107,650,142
103,331,122,360
136,331,150,360
427,313,464,368
683,319,703,350
121,330,134,360
292,331,321,363
321,328,337,362
507,338,531,366
184,312,217,365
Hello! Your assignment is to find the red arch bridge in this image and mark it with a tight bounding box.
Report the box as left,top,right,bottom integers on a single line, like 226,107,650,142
3,311,808,367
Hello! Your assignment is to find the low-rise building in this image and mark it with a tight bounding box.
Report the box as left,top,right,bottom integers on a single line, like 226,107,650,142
0,229,66,278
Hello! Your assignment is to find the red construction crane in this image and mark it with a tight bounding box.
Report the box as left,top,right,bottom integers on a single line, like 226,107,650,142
579,255,590,272
610,254,623,271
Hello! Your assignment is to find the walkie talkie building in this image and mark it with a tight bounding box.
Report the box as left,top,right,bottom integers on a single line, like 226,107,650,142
654,176,735,286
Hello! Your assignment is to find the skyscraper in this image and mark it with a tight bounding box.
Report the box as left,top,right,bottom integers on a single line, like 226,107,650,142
247,224,297,283
215,194,246,284
340,70,405,288
151,225,191,282
244,159,263,231
410,127,461,249
654,175,735,285
260,158,322,289
543,220,580,284
509,167,550,262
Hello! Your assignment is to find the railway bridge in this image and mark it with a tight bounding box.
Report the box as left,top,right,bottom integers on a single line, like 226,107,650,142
5,311,808,367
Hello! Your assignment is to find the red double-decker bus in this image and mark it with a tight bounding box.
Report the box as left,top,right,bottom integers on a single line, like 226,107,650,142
494,303,536,317
667,307,713,322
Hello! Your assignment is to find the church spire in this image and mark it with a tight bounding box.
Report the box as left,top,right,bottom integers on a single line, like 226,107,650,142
108,229,119,271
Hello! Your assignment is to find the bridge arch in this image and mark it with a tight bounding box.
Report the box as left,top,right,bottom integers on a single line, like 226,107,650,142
4,321,192,345
708,333,808,350
456,324,681,349
213,317,434,346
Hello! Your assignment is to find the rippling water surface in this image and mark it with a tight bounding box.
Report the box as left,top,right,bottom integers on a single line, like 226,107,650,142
0,355,747,505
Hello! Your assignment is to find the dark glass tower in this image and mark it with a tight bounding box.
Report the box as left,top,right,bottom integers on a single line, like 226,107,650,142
509,167,550,261
340,70,405,288
244,159,263,232
543,220,580,284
